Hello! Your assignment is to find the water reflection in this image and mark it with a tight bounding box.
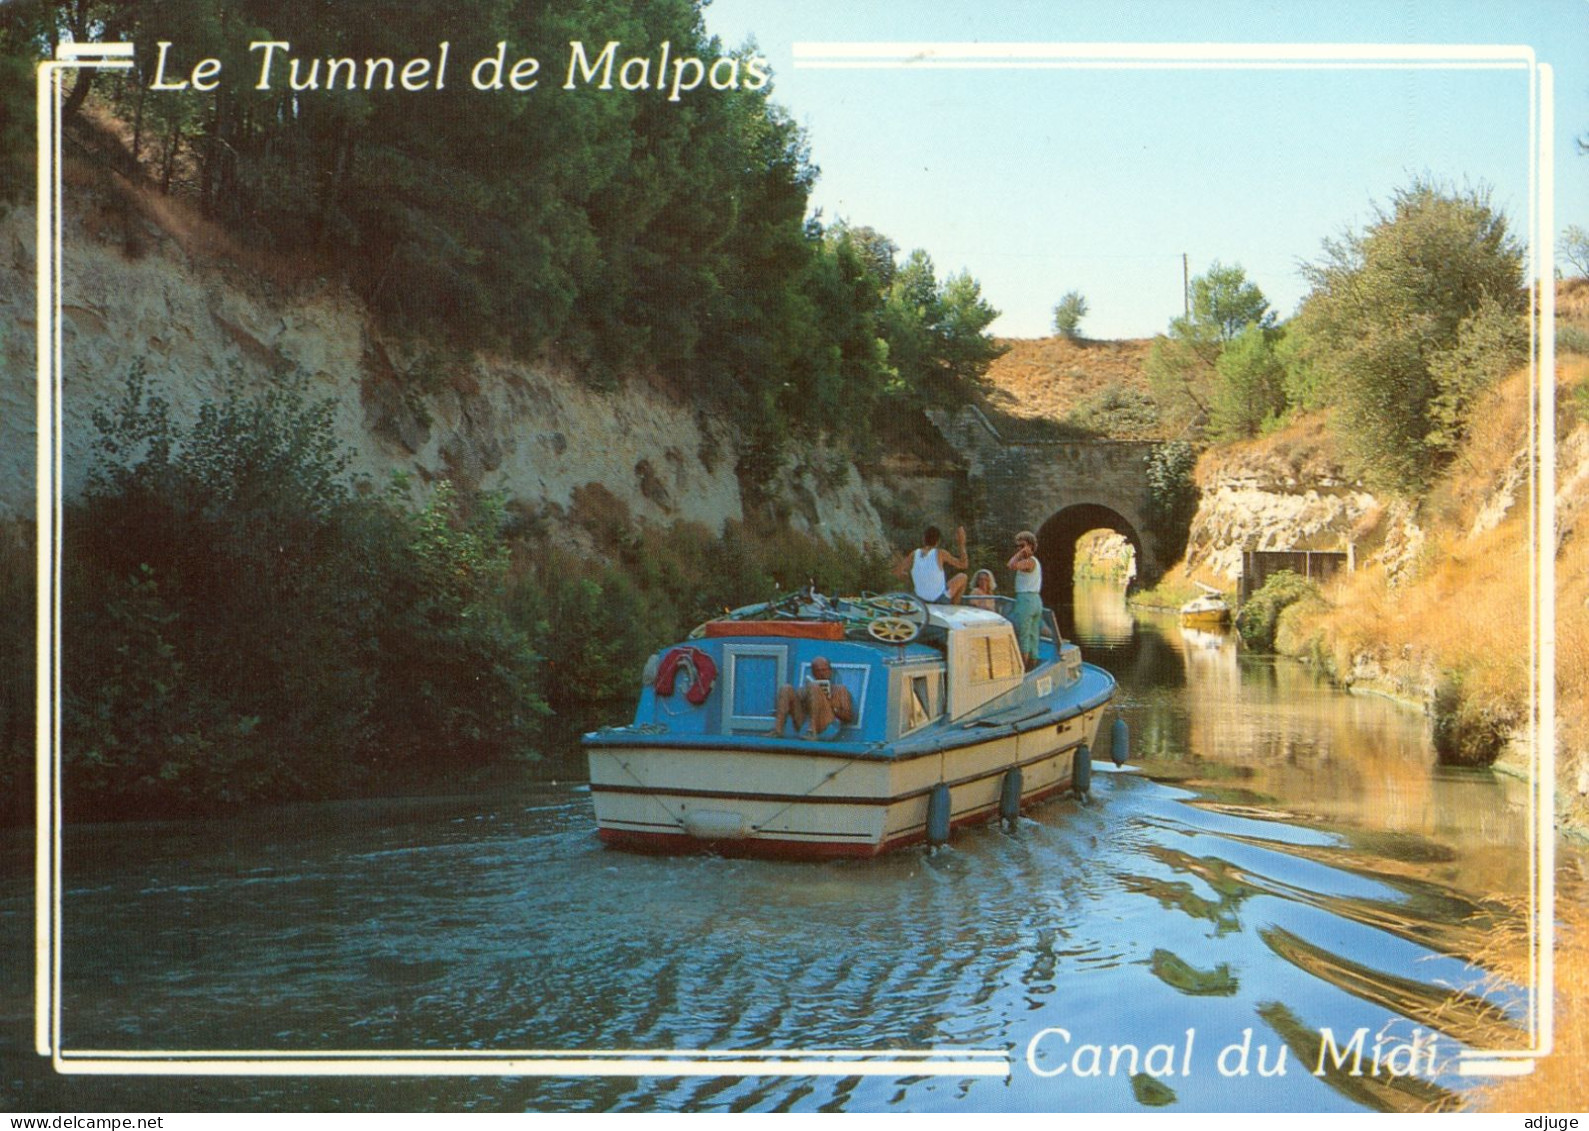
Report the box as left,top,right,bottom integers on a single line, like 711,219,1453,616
1076,590,1531,895
1069,579,1139,645
0,580,1554,1113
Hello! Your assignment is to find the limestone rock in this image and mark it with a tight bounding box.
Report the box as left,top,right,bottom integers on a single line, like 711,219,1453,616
0,204,887,552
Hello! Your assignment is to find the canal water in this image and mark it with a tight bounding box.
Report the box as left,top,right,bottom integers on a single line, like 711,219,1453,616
0,583,1549,1112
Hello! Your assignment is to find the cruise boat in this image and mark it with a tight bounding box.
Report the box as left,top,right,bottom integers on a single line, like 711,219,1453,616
582,591,1120,859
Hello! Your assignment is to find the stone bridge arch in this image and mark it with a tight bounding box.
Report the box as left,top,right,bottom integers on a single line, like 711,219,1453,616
1036,503,1146,607
925,406,1181,600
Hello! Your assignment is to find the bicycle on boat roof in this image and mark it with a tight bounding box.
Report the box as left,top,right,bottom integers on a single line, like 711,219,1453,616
704,586,931,644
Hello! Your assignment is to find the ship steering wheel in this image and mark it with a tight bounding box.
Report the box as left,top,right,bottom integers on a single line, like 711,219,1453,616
867,616,919,643
861,592,928,644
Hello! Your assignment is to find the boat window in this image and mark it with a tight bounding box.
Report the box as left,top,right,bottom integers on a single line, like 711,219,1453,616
905,675,933,732
732,655,780,717
722,645,787,729
798,661,868,730
970,633,1023,683
991,634,1023,680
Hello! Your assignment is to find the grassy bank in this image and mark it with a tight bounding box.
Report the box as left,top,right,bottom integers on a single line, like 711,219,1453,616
1132,343,1586,828
1133,348,1589,1110
1225,361,1580,831
1127,575,1207,612
1282,355,1586,828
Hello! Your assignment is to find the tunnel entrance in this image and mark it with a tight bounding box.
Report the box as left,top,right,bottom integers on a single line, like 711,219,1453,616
1036,503,1146,610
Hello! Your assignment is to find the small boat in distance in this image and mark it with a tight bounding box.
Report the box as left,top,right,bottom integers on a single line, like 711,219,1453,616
583,590,1120,859
1179,582,1232,628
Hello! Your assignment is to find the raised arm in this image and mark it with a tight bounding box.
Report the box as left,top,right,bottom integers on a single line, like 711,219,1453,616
942,526,969,571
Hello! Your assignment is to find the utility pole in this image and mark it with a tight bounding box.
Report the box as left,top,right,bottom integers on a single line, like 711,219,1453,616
1182,253,1190,318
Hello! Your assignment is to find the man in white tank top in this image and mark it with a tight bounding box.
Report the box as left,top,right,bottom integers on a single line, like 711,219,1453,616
893,525,969,603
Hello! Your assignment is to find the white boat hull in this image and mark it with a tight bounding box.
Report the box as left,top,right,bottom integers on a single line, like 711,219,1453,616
587,704,1109,858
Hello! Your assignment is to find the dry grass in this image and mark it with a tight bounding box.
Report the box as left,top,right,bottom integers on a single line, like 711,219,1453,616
1362,519,1529,704
1471,889,1589,1111
1313,357,1584,707
1548,358,1589,829
1427,367,1535,532
1559,277,1589,327
979,335,1155,429
1194,409,1352,485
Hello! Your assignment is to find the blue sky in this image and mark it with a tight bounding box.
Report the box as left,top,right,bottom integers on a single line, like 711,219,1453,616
702,0,1589,340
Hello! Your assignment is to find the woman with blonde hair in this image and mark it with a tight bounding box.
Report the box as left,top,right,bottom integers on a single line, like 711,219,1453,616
968,568,998,610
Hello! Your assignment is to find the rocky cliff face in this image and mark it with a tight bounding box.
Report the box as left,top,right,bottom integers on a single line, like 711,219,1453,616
1182,421,1385,584
0,203,887,548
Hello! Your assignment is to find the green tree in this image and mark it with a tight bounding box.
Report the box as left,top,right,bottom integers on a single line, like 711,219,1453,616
1273,318,1332,415
1425,294,1529,455
1146,261,1273,434
19,0,1010,483
1293,181,1526,493
0,3,60,206
936,270,1004,386
1188,261,1275,342
880,250,1004,408
796,227,891,431
1209,323,1287,440
1052,291,1089,339
828,220,900,290
1144,330,1217,433
18,0,850,446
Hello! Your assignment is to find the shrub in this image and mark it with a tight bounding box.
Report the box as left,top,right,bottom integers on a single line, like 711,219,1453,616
63,372,547,820
1236,570,1324,652
514,560,665,710
511,513,895,715
1143,442,1200,566
1067,384,1162,439
1430,672,1512,767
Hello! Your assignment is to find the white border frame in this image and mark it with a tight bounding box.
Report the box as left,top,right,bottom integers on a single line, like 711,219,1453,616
34,37,1555,1084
